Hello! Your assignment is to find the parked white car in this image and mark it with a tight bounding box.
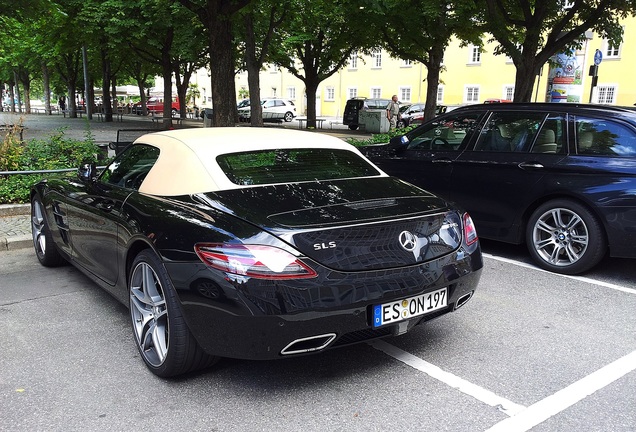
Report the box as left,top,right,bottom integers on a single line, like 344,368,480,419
238,98,296,122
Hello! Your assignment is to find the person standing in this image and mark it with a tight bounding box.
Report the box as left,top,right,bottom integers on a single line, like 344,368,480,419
387,95,400,130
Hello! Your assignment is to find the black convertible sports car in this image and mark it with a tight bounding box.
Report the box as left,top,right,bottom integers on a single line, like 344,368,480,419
31,128,482,377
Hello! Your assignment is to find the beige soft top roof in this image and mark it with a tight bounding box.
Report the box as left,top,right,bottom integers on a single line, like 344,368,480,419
136,127,383,196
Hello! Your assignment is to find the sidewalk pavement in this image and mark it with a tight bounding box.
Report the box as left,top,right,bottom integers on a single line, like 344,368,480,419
1,111,373,252
0,204,31,252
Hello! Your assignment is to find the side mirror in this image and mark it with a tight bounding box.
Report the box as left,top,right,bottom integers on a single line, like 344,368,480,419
77,162,97,182
389,135,410,154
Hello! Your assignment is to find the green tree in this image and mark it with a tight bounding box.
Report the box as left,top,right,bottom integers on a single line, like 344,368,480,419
359,0,481,121
120,0,206,124
477,0,636,101
235,0,288,126
271,0,375,128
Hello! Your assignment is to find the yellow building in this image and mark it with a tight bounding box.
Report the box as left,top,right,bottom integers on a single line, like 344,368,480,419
234,16,636,117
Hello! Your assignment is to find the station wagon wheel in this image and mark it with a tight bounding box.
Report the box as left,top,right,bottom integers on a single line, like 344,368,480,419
526,199,606,275
284,111,294,122
129,250,218,377
31,196,65,267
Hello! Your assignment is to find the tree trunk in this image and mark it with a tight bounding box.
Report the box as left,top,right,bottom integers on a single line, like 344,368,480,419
244,13,262,126
246,64,262,126
161,28,174,128
305,80,318,128
42,63,52,115
423,46,444,122
101,49,113,122
13,72,22,113
67,83,77,117
513,49,543,102
8,80,15,113
111,78,117,114
161,60,173,128
208,17,237,126
175,66,193,119
23,85,31,114
137,82,148,115
19,71,32,114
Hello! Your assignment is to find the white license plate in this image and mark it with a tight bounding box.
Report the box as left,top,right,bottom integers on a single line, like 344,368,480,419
372,288,447,328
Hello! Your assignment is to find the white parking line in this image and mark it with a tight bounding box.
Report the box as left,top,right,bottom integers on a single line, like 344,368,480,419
483,253,636,295
368,339,526,416
485,349,636,432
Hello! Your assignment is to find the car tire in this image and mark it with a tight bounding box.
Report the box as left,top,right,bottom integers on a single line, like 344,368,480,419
284,112,294,122
526,199,606,275
348,124,359,130
397,119,405,128
129,250,218,377
31,197,66,267
171,109,178,117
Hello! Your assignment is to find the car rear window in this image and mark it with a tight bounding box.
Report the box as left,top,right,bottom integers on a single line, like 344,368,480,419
216,148,381,185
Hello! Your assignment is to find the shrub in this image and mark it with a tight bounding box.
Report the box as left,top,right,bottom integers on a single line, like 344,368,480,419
346,125,416,147
0,127,100,204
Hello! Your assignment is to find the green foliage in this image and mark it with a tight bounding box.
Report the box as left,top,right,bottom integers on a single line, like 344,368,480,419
346,125,416,147
0,127,25,172
0,128,100,204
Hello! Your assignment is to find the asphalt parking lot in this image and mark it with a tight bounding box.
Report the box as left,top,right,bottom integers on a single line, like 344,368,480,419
1,243,634,431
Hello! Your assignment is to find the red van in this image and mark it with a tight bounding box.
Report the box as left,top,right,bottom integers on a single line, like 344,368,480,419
133,97,180,115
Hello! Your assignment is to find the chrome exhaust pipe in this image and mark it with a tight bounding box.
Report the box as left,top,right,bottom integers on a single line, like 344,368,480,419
280,333,337,356
454,291,474,310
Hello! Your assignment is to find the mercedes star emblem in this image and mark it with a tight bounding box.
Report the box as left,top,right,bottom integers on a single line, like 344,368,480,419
399,230,417,252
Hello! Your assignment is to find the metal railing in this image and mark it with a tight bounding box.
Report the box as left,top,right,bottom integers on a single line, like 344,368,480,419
0,167,106,176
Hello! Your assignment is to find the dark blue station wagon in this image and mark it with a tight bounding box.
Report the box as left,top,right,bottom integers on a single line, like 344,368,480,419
363,103,636,275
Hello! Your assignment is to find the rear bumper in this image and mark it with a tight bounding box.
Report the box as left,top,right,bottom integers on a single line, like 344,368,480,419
165,246,482,360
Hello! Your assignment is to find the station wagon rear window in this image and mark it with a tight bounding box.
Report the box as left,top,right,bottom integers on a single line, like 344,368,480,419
217,148,381,185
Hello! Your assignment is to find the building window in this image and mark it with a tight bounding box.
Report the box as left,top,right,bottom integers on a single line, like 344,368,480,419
399,87,411,102
372,50,382,68
268,64,278,74
604,26,623,58
402,59,412,67
503,85,514,101
596,85,617,104
464,85,480,103
348,87,358,99
468,45,481,64
437,85,444,104
605,41,621,58
325,87,335,101
349,51,358,69
287,87,296,100
371,87,382,98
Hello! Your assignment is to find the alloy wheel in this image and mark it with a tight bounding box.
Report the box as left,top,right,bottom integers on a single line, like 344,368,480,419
130,261,169,367
531,207,589,267
31,200,47,255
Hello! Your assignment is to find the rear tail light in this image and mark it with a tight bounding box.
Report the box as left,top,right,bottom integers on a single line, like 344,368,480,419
463,213,478,246
195,243,317,280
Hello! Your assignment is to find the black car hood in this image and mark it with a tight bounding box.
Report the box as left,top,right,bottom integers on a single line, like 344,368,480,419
196,177,462,271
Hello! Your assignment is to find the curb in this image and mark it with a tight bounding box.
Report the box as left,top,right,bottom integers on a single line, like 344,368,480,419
0,203,30,217
2,234,32,252
1,204,31,252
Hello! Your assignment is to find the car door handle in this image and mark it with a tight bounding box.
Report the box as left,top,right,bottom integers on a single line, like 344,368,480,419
518,162,544,170
96,201,115,212
431,158,452,164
